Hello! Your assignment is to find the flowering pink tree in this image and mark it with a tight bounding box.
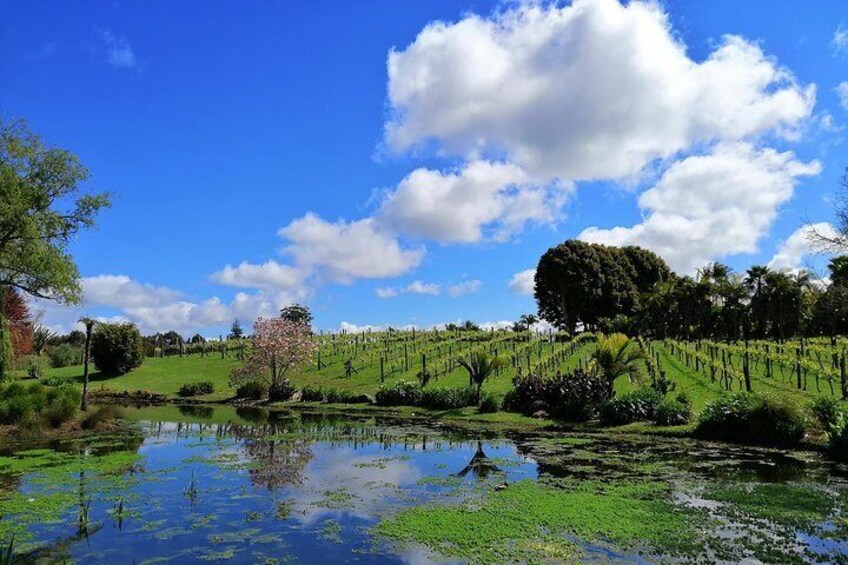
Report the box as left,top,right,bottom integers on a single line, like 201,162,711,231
230,317,316,398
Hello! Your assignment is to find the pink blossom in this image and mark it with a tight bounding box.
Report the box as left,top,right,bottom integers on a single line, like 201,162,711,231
230,317,316,389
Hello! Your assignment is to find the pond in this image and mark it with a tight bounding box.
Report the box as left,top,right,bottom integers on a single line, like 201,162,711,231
1,404,847,564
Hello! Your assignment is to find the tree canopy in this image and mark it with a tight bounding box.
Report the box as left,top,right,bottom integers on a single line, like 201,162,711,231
0,120,110,303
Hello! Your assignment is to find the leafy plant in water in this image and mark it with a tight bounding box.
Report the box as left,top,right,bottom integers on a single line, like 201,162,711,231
0,535,14,565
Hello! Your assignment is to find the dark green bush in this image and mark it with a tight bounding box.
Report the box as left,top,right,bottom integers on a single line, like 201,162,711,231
419,386,477,409
268,379,297,401
178,380,215,397
41,374,74,387
299,385,368,404
301,385,325,402
375,381,422,406
375,382,480,410
0,382,80,428
654,393,692,426
48,344,81,368
478,392,499,413
829,421,848,461
236,381,268,400
503,369,609,421
599,388,664,425
696,392,807,447
91,323,144,376
809,396,844,436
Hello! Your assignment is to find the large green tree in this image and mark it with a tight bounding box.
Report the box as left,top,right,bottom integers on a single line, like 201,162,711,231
0,120,109,379
0,120,110,301
535,240,638,333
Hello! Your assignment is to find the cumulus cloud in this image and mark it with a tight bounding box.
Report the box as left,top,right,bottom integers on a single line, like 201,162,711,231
81,275,182,309
509,269,536,295
447,279,482,297
374,287,399,299
385,0,814,182
99,29,138,70
767,222,837,272
32,275,301,335
279,213,424,283
406,280,441,295
837,82,848,110
211,260,306,291
379,161,568,243
834,25,848,56
579,143,821,273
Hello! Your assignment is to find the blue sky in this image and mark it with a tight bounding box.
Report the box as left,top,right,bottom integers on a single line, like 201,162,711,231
2,0,847,335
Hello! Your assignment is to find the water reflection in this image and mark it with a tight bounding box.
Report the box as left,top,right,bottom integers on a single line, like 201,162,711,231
1,404,846,564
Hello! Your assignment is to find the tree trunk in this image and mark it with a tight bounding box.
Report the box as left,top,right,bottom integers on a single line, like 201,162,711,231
81,321,93,412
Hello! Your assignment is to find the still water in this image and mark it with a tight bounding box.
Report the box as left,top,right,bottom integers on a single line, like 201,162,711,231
1,404,846,564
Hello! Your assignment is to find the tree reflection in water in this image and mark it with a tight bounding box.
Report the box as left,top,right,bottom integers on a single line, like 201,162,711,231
455,440,501,480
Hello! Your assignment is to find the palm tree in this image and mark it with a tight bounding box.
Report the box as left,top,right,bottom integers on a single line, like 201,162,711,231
79,317,96,411
590,333,646,396
456,350,506,405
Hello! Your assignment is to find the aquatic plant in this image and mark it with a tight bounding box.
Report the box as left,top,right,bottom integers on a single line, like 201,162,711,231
0,535,14,565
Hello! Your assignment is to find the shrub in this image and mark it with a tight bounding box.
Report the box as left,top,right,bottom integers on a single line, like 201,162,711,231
829,421,848,461
599,388,663,425
655,393,692,426
504,369,609,421
375,381,422,406
0,382,79,428
41,374,75,387
268,379,297,401
301,385,325,402
696,392,807,447
236,381,268,400
299,385,369,404
178,381,215,397
19,355,49,379
809,396,844,436
81,405,124,430
419,387,477,410
91,323,144,376
48,344,80,368
478,392,499,413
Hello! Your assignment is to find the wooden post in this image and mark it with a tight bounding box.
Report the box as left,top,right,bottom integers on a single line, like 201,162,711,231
380,356,385,383
743,340,752,392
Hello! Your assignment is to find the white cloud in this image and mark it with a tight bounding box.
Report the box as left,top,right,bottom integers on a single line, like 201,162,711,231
385,0,814,182
82,275,181,308
374,287,399,299
480,320,513,331
100,29,138,70
279,213,424,283
32,274,301,335
379,161,568,243
837,82,848,110
580,143,821,273
406,280,441,295
768,222,837,272
211,260,306,291
509,269,535,295
447,279,482,297
833,25,848,56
